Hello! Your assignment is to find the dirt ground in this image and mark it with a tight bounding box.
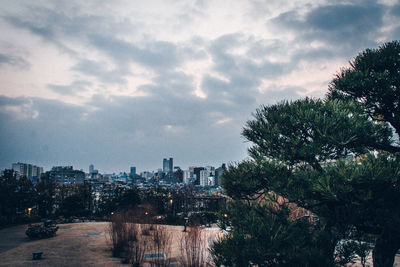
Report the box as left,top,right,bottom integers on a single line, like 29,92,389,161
0,222,221,267
0,222,399,266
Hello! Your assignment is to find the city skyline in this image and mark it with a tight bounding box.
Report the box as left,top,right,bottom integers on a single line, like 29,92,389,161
0,1,399,173
6,157,226,175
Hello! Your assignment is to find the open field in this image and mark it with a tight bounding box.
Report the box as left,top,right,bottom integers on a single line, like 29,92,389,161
1,222,399,266
0,222,220,267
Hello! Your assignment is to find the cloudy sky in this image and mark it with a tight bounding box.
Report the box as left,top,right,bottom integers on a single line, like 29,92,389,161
0,0,399,173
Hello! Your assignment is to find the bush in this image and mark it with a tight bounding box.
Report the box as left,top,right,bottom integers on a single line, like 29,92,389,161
189,211,218,226
108,209,175,266
148,225,172,267
180,226,209,267
108,211,137,257
26,223,58,239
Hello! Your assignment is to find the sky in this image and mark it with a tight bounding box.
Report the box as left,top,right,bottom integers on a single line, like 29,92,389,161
0,0,399,174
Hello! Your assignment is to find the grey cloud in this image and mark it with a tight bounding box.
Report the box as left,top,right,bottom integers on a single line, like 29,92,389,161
246,39,285,60
73,35,189,85
4,0,392,173
270,10,300,30
0,96,91,169
271,2,386,54
48,80,92,95
204,34,289,110
149,71,194,98
3,6,140,79
0,53,30,70
4,15,54,40
180,40,208,61
306,3,384,43
247,0,276,20
260,86,306,105
389,4,400,17
32,97,88,122
72,59,128,84
3,6,135,45
89,34,182,70
0,95,29,107
392,27,400,41
291,47,335,62
306,4,382,32
209,34,287,80
201,74,258,114
176,0,207,28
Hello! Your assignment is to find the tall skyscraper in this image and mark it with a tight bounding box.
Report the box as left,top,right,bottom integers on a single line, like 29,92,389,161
89,164,94,174
130,166,136,176
162,157,173,173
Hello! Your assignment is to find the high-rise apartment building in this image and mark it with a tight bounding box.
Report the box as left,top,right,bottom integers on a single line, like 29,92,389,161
46,166,85,185
11,162,43,180
199,169,209,187
182,170,192,184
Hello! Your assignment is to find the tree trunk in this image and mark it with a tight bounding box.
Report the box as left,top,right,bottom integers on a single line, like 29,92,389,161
372,229,400,267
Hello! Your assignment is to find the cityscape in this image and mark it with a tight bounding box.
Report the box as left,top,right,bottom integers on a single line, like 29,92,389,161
7,158,227,189
1,0,400,266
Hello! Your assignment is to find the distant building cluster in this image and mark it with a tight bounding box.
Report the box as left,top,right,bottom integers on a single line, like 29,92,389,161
9,157,227,191
12,162,43,183
45,166,85,185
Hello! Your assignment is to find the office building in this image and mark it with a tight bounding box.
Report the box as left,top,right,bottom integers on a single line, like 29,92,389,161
193,167,205,185
130,166,136,177
163,157,173,173
89,164,94,174
215,163,227,186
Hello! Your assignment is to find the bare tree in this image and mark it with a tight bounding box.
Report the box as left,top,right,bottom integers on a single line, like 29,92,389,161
148,225,172,267
180,226,209,267
107,211,132,257
129,224,148,267
107,210,141,260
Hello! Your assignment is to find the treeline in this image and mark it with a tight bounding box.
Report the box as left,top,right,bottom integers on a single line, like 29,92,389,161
0,169,222,228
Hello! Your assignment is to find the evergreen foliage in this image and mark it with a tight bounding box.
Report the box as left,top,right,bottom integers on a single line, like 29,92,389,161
212,41,400,267
329,40,400,144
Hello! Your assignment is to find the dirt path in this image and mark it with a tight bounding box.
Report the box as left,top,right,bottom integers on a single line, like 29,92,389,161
0,224,28,254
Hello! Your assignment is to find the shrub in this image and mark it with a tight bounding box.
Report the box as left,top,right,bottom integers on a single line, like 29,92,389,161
129,224,148,267
26,223,58,239
108,211,137,257
180,226,209,267
148,225,172,267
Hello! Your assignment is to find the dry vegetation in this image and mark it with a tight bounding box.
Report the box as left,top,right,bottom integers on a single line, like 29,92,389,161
0,222,124,267
0,221,220,267
107,210,216,266
179,226,210,267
